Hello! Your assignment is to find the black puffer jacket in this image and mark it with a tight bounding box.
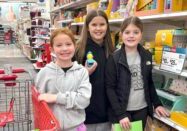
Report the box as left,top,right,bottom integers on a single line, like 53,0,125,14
105,44,162,123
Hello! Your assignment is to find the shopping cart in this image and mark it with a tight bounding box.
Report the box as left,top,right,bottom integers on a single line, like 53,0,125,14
0,68,32,131
31,86,60,131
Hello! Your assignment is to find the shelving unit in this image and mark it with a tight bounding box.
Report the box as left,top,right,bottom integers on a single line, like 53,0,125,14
50,0,97,13
31,36,50,40
57,19,74,24
71,11,187,26
30,15,51,70
49,1,187,130
154,114,187,131
0,26,4,44
31,17,50,21
153,66,187,78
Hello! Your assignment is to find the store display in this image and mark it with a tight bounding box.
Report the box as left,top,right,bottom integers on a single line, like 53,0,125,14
0,0,186,130
155,29,187,47
160,47,186,74
0,25,4,44
135,0,164,16
164,0,183,13
170,79,187,96
170,111,187,128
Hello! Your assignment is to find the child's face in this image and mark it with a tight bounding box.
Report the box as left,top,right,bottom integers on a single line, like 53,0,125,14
88,16,107,44
52,34,75,62
121,24,142,49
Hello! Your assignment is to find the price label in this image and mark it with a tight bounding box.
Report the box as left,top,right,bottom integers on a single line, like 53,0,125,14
160,47,186,74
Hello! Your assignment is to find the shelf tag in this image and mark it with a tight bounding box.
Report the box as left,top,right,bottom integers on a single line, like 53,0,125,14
160,46,186,74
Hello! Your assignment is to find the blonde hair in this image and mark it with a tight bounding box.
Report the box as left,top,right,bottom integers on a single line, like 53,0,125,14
50,28,75,47
75,9,114,63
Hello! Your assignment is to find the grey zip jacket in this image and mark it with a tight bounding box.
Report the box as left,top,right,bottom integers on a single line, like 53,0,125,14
35,61,92,130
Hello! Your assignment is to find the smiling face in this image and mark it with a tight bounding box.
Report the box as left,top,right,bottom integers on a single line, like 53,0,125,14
52,33,75,63
88,16,107,44
121,24,142,49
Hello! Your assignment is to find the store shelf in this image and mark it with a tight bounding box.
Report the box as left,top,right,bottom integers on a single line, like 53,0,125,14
31,36,50,40
71,22,84,26
154,114,187,131
32,46,44,50
156,89,182,102
31,17,50,21
140,11,187,21
153,66,187,78
71,11,187,26
50,0,97,13
31,25,49,29
49,27,57,30
57,19,73,24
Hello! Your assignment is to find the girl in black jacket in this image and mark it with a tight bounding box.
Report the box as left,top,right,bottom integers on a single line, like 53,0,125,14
105,16,169,130
75,9,115,131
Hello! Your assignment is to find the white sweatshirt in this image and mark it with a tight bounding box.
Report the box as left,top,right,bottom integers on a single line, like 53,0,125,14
35,61,92,130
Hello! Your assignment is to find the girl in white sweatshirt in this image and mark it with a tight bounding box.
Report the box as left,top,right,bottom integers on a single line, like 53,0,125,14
35,28,92,131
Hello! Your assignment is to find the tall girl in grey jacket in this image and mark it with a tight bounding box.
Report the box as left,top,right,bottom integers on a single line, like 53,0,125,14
35,28,92,131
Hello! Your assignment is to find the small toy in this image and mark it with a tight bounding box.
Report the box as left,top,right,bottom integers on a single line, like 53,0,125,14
86,51,95,67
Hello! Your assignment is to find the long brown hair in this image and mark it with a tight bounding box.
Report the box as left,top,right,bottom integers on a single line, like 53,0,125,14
75,9,114,63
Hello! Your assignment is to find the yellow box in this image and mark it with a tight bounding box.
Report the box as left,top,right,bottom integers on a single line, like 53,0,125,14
182,0,187,10
74,18,79,23
105,0,113,18
155,30,174,47
87,2,99,12
154,46,163,64
164,0,183,13
155,29,187,47
137,0,152,10
135,0,164,16
170,111,187,128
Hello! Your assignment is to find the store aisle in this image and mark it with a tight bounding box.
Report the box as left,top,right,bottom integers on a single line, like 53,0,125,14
0,44,37,75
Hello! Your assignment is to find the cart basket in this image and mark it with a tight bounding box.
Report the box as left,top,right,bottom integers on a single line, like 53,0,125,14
31,86,60,131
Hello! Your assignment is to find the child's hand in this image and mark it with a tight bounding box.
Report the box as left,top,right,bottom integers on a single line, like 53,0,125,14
85,61,97,75
155,106,170,117
38,93,57,103
119,117,131,130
